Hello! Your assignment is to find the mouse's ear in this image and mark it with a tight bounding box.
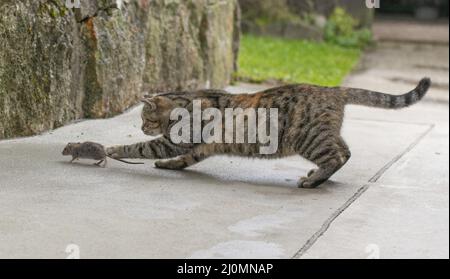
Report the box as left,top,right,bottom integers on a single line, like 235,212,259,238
141,98,157,111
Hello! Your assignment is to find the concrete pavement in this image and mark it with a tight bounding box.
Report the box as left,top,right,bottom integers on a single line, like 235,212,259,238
1,44,448,259
298,40,449,259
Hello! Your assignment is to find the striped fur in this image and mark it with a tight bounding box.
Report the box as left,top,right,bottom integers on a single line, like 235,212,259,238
345,78,431,109
107,78,431,188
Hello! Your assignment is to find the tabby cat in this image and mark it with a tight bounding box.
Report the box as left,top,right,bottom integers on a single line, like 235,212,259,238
107,78,431,188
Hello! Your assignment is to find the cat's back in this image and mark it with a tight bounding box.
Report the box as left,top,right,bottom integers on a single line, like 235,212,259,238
259,83,336,97
157,84,342,110
228,83,339,109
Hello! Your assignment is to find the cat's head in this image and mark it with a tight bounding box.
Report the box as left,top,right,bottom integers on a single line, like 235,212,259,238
140,95,177,137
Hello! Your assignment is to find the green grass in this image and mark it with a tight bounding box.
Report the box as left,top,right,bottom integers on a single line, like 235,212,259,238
237,35,361,87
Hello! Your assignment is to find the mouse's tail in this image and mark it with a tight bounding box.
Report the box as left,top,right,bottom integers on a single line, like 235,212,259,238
108,156,144,165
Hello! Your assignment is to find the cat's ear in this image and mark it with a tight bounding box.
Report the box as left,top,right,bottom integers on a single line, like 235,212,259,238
141,98,157,111
174,98,188,108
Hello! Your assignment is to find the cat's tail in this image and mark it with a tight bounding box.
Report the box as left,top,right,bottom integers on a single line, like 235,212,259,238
345,77,431,109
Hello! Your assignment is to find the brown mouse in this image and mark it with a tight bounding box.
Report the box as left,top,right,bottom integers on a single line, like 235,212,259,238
62,141,144,167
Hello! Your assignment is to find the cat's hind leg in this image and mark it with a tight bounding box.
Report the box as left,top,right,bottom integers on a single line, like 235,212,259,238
298,135,351,188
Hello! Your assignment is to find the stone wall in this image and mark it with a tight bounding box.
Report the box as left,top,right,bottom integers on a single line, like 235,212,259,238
0,0,240,139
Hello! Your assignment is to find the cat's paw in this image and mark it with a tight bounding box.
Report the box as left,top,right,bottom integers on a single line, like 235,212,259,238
106,146,125,159
297,177,317,189
154,160,187,170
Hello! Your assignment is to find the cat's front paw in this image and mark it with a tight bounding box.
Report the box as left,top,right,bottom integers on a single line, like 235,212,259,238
106,146,126,159
154,159,187,170
297,177,317,189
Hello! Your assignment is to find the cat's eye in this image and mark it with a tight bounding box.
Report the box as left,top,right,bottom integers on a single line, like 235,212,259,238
145,121,160,128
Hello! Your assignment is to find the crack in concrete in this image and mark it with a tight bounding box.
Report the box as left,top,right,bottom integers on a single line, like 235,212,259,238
292,123,435,259
369,124,435,183
292,184,370,259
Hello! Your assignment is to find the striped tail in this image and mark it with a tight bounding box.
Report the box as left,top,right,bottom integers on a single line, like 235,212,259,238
345,78,431,109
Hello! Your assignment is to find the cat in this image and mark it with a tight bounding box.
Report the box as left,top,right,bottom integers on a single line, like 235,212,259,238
107,78,431,188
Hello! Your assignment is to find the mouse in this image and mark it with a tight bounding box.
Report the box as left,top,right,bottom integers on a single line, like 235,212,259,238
62,141,144,167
